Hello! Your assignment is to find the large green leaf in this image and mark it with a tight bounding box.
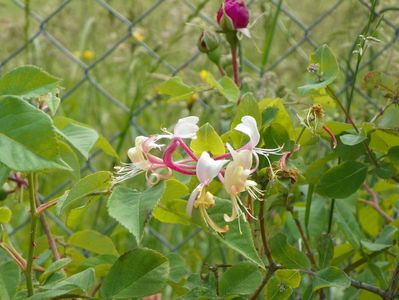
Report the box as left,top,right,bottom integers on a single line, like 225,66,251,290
158,76,194,100
55,116,118,160
29,268,96,300
153,179,191,225
312,267,350,291
231,94,262,128
68,230,118,256
269,233,311,269
219,262,262,296
190,123,225,156
299,45,339,95
335,200,364,249
0,65,61,98
201,71,240,103
317,161,368,198
0,96,69,172
56,171,112,215
0,261,20,300
100,248,169,298
205,197,264,269
107,182,165,244
54,117,99,160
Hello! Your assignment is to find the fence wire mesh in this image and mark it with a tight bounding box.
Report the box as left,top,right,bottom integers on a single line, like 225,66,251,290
1,0,398,252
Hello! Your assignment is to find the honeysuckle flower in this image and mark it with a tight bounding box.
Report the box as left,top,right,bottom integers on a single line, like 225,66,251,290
223,144,262,223
113,136,171,185
161,116,200,140
186,152,228,233
234,116,283,174
217,0,249,30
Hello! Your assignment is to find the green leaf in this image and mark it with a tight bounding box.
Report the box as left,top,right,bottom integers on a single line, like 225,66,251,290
56,171,112,215
265,276,292,300
190,123,225,156
202,71,240,102
54,116,99,160
370,129,399,153
219,262,262,296
0,261,20,300
360,240,391,252
388,146,399,165
167,253,188,284
312,267,350,291
0,65,61,98
259,98,294,136
275,269,301,288
317,161,368,198
358,206,382,237
39,258,72,284
94,135,119,159
29,268,96,300
262,123,290,150
232,93,262,128
204,197,264,269
107,182,165,244
100,248,169,298
299,45,340,95
335,200,364,249
269,233,311,269
0,96,69,172
68,230,118,256
153,179,191,225
0,207,12,224
158,77,194,96
262,107,279,126
340,133,367,146
317,234,334,269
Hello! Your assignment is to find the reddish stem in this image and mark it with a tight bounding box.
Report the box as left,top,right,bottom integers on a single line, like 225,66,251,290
163,141,196,175
322,124,337,149
177,138,198,161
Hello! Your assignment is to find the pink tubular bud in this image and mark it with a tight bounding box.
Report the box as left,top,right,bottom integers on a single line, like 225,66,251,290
217,0,249,30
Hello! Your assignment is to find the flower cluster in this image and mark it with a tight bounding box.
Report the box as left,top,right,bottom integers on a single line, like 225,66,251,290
113,115,282,233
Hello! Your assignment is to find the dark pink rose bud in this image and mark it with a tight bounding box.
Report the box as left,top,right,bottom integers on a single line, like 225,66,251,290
217,0,249,30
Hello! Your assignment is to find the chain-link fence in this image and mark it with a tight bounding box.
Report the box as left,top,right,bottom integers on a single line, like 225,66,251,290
1,0,398,252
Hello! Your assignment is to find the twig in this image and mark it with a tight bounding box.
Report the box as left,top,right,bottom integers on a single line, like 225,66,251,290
387,263,399,300
351,278,388,298
362,184,394,223
344,249,385,273
36,198,62,262
26,173,38,296
287,206,317,269
249,198,277,299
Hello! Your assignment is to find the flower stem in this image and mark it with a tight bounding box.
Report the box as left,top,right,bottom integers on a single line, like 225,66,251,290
26,173,38,296
231,46,240,88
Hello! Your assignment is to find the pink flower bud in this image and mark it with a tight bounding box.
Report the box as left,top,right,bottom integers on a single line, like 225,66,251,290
217,0,249,30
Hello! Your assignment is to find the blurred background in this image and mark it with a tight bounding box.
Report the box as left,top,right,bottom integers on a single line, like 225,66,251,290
0,0,398,289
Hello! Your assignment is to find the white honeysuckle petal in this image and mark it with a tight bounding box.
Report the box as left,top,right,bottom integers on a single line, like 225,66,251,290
173,116,200,139
186,185,201,216
196,152,228,185
234,116,260,148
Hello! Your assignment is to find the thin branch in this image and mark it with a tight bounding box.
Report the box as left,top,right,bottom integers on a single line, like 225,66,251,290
362,184,394,223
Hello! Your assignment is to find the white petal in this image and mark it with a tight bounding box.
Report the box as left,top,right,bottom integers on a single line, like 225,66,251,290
196,152,228,185
238,28,251,38
173,116,200,139
186,185,201,216
234,116,260,148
